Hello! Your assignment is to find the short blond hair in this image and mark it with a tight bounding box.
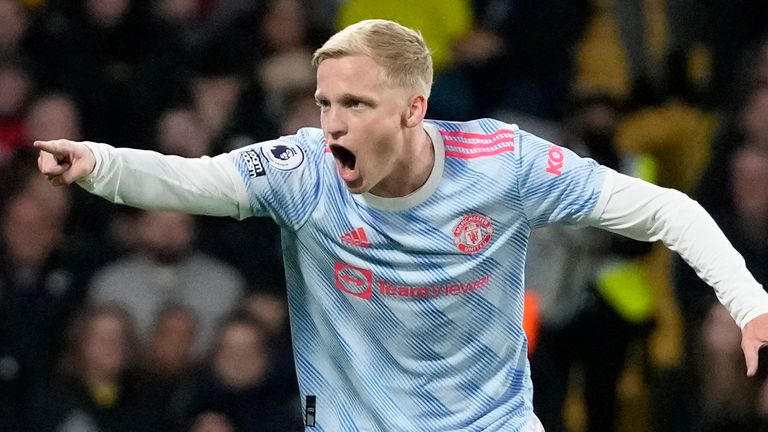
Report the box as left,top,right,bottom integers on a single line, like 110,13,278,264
312,19,433,97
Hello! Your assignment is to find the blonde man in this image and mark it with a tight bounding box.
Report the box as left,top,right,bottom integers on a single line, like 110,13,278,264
36,19,768,431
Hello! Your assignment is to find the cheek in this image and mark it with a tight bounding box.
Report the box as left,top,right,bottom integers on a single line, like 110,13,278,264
361,132,397,165
353,111,403,171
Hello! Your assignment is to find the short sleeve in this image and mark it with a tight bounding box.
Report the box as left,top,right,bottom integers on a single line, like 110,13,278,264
227,129,325,230
515,130,607,228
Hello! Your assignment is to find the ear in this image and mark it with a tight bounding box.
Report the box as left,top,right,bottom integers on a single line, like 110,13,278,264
404,94,428,128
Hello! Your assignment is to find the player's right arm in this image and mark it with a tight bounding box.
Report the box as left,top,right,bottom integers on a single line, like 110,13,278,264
35,139,252,219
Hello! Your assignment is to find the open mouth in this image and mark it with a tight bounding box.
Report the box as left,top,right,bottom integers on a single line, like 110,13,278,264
330,144,357,171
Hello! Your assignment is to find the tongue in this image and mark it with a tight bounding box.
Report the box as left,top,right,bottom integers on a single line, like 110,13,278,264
336,159,359,181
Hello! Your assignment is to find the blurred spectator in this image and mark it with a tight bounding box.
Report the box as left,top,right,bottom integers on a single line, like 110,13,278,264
0,154,98,431
181,0,327,155
152,0,199,22
36,0,187,147
0,0,29,61
102,207,145,257
243,292,298,391
728,146,768,244
24,92,82,141
27,303,167,432
170,312,301,431
435,0,590,121
693,0,768,107
244,292,288,339
88,210,245,355
142,303,199,395
676,145,768,431
255,0,327,122
189,411,236,432
0,60,34,161
278,87,321,135
156,106,213,157
151,0,201,42
188,65,278,154
190,72,245,149
740,87,768,149
165,1,276,154
689,37,768,233
195,210,286,293
152,0,258,74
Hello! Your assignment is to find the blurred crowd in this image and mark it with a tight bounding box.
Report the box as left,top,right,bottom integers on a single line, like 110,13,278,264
0,0,767,431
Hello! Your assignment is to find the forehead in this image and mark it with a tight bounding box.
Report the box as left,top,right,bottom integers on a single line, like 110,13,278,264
315,55,388,96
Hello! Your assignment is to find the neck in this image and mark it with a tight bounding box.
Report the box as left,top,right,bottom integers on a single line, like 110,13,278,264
370,125,434,198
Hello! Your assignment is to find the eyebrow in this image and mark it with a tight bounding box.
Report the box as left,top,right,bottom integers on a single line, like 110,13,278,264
315,92,377,106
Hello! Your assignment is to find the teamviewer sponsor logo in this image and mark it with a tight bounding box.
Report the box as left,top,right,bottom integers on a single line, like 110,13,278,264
378,276,491,298
334,262,373,300
333,261,491,300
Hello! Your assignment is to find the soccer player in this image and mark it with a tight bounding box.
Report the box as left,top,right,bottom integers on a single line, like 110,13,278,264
35,19,768,432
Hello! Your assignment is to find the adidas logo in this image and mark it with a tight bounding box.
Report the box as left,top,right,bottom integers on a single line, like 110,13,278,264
341,227,372,248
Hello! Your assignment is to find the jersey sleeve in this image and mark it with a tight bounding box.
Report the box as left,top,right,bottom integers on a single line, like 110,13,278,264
77,143,252,219
586,170,768,328
226,129,324,230
515,130,607,228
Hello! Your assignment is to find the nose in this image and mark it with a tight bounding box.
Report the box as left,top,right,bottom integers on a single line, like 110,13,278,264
323,106,347,140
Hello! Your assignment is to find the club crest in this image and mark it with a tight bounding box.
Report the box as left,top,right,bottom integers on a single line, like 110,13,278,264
453,213,493,254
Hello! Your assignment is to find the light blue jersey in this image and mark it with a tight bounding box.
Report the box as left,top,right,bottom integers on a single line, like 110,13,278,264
228,118,606,431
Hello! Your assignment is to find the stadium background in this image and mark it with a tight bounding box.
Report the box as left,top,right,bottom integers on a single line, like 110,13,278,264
1,0,767,431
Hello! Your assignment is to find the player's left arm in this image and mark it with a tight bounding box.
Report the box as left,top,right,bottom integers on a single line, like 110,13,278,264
584,169,768,375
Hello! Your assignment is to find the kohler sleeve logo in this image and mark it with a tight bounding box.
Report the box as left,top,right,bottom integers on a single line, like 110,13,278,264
545,144,564,176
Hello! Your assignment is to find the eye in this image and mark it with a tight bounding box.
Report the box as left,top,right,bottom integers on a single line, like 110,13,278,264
347,99,365,109
315,99,330,110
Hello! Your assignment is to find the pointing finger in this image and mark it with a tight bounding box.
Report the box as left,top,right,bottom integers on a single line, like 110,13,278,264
37,151,68,176
33,139,71,155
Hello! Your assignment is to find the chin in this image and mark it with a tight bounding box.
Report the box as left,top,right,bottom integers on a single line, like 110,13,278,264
345,185,369,195
343,179,369,195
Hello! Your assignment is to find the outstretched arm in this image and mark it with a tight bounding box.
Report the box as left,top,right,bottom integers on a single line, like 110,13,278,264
586,169,768,376
35,139,252,219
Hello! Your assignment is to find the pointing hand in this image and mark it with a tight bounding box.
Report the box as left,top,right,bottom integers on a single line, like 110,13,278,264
34,139,96,186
